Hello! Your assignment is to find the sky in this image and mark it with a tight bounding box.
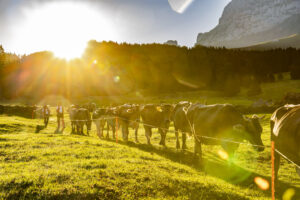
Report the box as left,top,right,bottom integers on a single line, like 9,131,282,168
0,0,231,58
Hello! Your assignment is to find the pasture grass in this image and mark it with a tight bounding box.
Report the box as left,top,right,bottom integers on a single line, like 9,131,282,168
0,114,300,199
1,78,300,107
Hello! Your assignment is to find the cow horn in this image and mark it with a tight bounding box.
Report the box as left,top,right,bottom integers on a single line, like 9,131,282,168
258,115,266,120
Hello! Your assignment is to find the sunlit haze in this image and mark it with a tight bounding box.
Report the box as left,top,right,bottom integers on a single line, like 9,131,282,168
0,0,231,58
10,2,115,59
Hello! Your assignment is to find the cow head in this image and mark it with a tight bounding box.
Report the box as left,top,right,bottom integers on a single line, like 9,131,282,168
92,108,107,120
171,101,191,121
243,115,265,152
159,104,175,127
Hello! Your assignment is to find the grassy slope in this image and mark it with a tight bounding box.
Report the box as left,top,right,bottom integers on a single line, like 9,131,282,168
86,78,300,107
0,113,300,200
1,78,300,107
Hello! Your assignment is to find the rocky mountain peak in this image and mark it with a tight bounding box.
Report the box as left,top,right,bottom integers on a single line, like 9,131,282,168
196,0,300,48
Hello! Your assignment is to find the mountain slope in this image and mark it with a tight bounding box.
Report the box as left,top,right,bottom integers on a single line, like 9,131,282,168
196,0,300,48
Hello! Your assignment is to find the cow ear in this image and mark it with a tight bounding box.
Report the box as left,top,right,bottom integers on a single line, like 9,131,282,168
243,115,250,121
156,106,163,112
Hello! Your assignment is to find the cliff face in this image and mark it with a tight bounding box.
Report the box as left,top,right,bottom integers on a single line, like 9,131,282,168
196,0,300,48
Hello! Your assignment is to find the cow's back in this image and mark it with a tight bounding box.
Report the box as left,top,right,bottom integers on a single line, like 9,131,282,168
272,105,300,165
141,105,163,127
192,104,244,137
77,108,90,121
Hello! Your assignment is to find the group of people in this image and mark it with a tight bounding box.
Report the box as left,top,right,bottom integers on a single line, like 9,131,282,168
40,102,65,133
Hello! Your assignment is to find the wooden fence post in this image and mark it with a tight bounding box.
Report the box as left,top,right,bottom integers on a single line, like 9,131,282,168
271,141,275,200
116,117,118,143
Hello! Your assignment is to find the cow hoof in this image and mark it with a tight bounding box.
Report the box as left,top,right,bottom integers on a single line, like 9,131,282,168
159,141,165,146
182,145,187,150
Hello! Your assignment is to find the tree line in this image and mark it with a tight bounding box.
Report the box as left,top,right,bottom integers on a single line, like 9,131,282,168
0,41,299,101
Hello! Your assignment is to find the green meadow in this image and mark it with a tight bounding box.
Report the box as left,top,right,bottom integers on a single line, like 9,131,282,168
0,110,299,199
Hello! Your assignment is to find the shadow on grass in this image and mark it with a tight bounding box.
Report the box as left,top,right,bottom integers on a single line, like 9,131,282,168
104,138,300,199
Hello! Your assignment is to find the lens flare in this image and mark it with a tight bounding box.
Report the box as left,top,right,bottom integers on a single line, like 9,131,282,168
113,76,120,83
168,0,194,14
283,188,295,200
254,177,269,190
217,150,229,160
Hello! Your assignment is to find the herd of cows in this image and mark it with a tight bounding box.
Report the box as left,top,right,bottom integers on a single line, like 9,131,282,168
32,102,300,181
63,101,300,181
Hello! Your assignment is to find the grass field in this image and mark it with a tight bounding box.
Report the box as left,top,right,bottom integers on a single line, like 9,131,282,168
1,77,300,107
0,112,300,200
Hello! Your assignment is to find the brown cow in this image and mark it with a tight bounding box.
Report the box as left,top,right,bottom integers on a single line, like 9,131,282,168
93,108,108,138
185,104,265,160
105,107,120,139
270,104,300,181
114,104,140,142
68,105,78,134
140,104,174,145
172,101,192,149
75,108,91,135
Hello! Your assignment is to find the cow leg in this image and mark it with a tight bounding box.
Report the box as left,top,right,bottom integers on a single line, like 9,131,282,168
112,125,116,139
76,123,79,134
97,121,103,138
77,124,80,135
125,126,129,142
175,128,180,149
159,128,166,146
194,137,202,159
122,125,126,140
134,127,139,143
121,123,129,142
86,123,89,136
71,122,74,134
182,133,187,150
144,126,152,145
106,123,110,138
274,151,281,183
80,124,84,135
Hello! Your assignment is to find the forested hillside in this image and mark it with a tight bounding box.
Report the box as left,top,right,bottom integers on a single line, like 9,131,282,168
0,42,299,101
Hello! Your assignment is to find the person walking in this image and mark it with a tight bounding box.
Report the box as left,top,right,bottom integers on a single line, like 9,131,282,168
56,102,65,133
42,105,50,127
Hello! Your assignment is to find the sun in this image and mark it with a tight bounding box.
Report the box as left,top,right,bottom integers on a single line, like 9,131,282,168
13,2,114,60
